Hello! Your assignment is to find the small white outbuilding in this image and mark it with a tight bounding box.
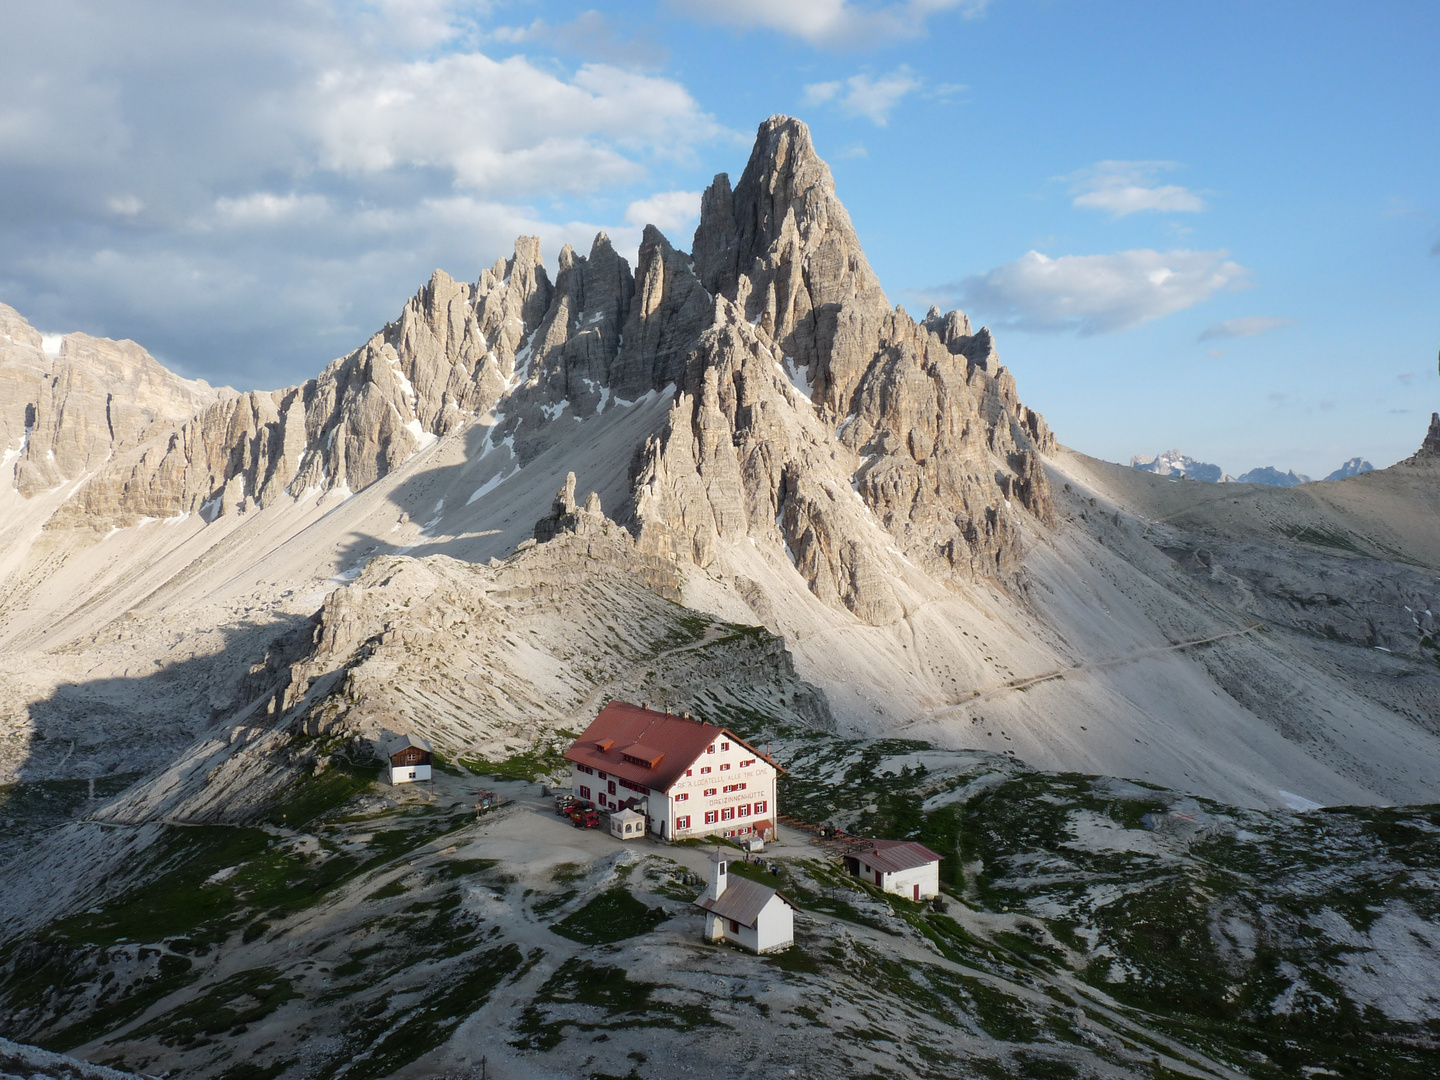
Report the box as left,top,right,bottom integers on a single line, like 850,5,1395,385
609,807,646,840
693,847,794,954
844,839,943,901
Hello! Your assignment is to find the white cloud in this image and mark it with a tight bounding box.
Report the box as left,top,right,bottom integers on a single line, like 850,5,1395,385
213,192,331,226
624,190,702,237
802,66,921,126
1070,161,1206,217
1198,316,1295,341
953,248,1249,335
107,195,143,217
310,56,719,196
670,0,989,49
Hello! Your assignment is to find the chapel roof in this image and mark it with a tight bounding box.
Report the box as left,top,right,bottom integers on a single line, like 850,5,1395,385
693,875,792,928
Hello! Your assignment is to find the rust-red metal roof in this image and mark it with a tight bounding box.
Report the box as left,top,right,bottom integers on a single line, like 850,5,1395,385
855,839,943,874
563,701,778,792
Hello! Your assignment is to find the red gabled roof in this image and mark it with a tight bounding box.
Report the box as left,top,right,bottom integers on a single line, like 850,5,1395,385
857,839,943,874
563,701,780,793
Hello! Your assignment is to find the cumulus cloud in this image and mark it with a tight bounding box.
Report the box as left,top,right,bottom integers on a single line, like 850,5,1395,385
0,0,725,390
946,249,1249,335
1069,161,1206,217
802,66,921,125
670,0,989,49
624,190,702,237
310,56,718,196
1197,316,1295,342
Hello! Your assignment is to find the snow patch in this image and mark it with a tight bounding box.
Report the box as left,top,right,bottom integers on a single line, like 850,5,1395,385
406,418,438,453
421,499,444,534
1,425,30,472
468,466,520,504
40,333,63,357
541,399,570,421
1278,790,1323,812
781,355,813,403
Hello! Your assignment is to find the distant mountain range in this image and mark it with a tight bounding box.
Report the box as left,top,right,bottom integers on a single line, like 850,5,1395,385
1131,450,1373,486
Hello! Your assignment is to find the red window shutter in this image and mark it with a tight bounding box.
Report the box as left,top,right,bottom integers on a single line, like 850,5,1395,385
875,870,883,886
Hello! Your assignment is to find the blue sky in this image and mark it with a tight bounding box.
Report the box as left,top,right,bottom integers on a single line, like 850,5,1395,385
2,0,1437,475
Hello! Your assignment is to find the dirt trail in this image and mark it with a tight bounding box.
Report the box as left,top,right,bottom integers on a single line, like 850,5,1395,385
904,625,1260,728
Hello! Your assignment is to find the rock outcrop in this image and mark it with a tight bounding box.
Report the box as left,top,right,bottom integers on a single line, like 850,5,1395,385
1406,412,1440,465
0,303,228,499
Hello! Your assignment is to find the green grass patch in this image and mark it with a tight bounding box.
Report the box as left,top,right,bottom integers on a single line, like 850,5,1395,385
549,888,670,944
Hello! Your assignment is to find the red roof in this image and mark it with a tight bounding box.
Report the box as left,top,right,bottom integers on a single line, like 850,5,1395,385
856,839,943,874
563,701,779,793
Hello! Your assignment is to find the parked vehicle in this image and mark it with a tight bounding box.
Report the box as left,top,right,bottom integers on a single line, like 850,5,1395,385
567,806,600,829
554,794,577,815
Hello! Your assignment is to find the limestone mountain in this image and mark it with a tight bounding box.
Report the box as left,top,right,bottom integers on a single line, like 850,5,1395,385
2,115,1438,816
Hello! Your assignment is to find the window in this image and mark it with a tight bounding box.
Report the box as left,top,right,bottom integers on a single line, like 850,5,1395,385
729,919,740,933
579,785,591,799
685,768,692,777
721,807,734,821
577,764,595,775
707,744,715,754
675,792,688,802
721,741,730,751
704,788,716,797
676,815,690,830
738,782,747,790
719,763,730,771
722,784,733,793
704,810,718,824
700,766,711,774
754,800,768,815
407,771,416,779
738,804,750,817
740,758,754,768
598,771,607,779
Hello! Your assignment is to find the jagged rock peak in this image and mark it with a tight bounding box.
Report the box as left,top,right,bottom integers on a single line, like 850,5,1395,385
1408,411,1440,464
534,471,612,543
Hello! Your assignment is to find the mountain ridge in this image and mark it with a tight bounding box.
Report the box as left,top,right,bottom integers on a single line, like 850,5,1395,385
2,116,1438,817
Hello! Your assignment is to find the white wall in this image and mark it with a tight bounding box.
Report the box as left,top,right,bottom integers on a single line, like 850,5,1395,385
664,733,776,841
389,763,431,785
857,858,941,900
753,895,795,953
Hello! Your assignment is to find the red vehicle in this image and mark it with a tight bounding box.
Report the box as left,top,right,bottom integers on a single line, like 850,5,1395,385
555,794,578,816
567,806,599,829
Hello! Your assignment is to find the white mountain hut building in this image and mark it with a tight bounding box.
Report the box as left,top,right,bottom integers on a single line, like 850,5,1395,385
383,733,433,785
694,847,795,954
563,700,782,842
844,839,943,901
